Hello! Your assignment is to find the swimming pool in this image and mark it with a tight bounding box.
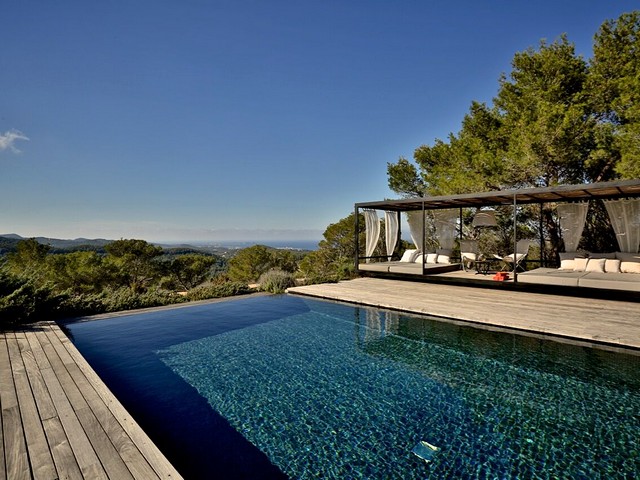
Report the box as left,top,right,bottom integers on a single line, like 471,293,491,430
64,295,640,479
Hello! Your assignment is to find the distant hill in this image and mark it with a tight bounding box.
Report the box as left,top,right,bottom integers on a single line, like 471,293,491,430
0,234,235,257
0,234,313,257
0,234,113,253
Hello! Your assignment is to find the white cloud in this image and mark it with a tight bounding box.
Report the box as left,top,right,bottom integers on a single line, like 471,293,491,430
0,129,29,153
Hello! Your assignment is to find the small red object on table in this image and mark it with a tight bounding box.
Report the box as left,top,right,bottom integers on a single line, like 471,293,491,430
493,271,510,281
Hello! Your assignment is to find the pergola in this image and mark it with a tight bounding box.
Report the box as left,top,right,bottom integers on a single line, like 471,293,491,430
354,178,640,279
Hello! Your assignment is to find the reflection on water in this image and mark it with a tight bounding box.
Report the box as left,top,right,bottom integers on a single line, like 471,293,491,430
158,299,640,479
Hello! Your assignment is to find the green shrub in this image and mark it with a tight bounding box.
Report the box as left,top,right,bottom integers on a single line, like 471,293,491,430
258,269,296,294
0,280,66,327
185,281,253,301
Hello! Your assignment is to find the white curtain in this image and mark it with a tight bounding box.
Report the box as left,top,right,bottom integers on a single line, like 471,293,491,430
384,211,399,259
605,199,640,253
406,210,424,250
433,209,458,251
557,202,589,252
363,209,380,262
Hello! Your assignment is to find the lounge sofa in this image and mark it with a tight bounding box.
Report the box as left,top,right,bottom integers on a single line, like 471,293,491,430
359,249,459,275
518,252,640,292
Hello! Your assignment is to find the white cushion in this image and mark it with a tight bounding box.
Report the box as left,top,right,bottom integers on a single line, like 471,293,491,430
437,254,451,264
585,258,606,273
559,252,586,270
461,252,477,261
425,253,438,264
621,261,640,274
560,258,576,270
504,253,525,263
573,258,589,272
413,254,424,264
605,259,621,273
400,249,418,262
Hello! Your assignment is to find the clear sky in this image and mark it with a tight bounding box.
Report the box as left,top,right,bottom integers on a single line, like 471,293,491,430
1,1,637,243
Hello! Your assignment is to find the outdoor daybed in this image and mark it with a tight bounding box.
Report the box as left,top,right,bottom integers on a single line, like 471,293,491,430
518,252,640,292
359,249,460,275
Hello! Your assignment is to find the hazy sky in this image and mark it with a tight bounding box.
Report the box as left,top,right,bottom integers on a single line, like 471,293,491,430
1,1,637,243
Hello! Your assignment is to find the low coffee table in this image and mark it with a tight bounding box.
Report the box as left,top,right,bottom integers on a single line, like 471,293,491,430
474,259,500,275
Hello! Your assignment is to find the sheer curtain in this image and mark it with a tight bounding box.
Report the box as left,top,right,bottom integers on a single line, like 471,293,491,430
363,209,381,262
557,202,589,252
384,211,399,259
605,199,640,253
433,209,458,250
406,210,424,250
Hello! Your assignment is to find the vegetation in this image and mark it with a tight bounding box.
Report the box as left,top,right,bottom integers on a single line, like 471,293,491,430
258,269,297,294
0,238,254,328
298,213,370,283
226,245,301,282
387,11,640,255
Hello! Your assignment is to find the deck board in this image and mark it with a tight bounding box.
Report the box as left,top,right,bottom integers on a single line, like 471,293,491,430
6,332,57,480
289,277,640,350
1,322,182,479
0,335,30,480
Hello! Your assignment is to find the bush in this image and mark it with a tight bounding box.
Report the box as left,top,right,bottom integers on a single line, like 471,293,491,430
258,269,296,294
185,281,254,301
0,280,66,327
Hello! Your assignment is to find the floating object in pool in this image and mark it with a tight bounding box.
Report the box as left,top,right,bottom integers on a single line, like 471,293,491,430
411,440,440,463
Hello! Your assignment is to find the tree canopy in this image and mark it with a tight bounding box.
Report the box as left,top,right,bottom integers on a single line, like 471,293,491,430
386,11,640,255
387,11,640,198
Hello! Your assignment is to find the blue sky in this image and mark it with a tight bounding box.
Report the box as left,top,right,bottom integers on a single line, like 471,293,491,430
1,1,637,243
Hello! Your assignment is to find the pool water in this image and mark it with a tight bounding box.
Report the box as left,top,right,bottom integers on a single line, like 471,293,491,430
65,295,640,479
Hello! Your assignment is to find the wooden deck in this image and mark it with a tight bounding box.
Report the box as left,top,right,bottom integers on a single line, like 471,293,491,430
0,321,182,480
289,277,640,351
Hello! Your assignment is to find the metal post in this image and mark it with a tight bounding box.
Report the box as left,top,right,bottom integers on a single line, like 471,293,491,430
421,201,426,275
396,211,401,260
539,203,544,268
513,194,518,282
354,205,359,272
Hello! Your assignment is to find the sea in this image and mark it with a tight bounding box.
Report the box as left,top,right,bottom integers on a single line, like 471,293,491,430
204,240,320,251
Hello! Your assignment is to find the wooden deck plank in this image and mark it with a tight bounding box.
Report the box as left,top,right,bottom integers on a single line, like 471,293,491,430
35,328,134,480
42,416,84,480
22,327,83,479
6,332,57,479
48,324,181,479
1,323,182,480
0,378,4,480
43,324,161,480
289,278,640,350
29,329,109,480
0,336,30,480
15,330,57,421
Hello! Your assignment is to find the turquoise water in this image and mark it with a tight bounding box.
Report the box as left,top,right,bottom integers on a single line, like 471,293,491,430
66,296,640,479
156,301,639,479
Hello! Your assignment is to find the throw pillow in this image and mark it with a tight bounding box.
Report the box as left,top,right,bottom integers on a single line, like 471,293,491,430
573,257,589,272
400,249,418,262
585,258,605,273
559,258,575,270
437,254,451,264
621,261,640,274
605,259,621,273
